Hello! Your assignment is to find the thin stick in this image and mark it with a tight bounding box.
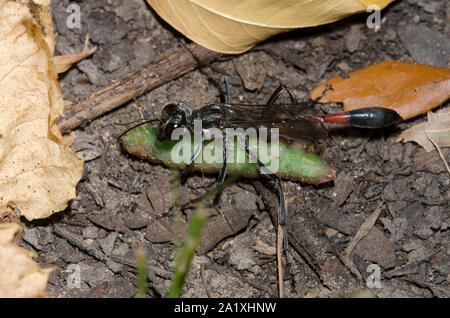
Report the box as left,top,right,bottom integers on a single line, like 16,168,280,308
200,263,213,298
425,131,450,174
277,223,284,298
57,43,221,134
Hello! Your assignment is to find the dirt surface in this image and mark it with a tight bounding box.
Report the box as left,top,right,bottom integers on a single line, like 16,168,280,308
18,0,449,298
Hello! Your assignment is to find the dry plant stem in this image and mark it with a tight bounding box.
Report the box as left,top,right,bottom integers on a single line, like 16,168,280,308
340,199,385,280
277,223,284,298
252,181,363,294
57,43,221,134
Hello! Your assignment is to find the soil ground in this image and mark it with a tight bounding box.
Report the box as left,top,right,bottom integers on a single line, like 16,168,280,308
19,0,449,298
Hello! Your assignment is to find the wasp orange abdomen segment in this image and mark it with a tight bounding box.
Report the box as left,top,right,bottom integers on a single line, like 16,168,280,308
324,112,348,124
325,107,402,129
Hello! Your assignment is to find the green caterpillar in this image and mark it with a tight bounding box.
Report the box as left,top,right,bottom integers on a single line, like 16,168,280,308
120,125,336,184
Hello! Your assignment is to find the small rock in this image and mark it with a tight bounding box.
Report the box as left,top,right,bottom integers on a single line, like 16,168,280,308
79,262,114,287
82,226,99,239
228,236,256,271
88,214,128,233
84,238,95,246
397,24,450,67
103,277,136,298
145,221,173,243
337,62,351,72
380,216,408,241
407,247,429,262
425,206,442,230
23,227,54,250
233,52,267,91
146,183,169,215
94,40,136,73
345,25,363,52
332,172,354,207
111,243,130,257
311,37,327,48
77,60,107,86
365,184,382,199
98,232,118,255
22,227,42,250
123,209,149,229
417,0,440,13
71,131,103,162
415,223,434,239
386,201,408,217
402,240,423,252
105,259,123,273
414,206,442,239
56,238,85,264
353,227,396,269
86,11,129,44
321,207,364,235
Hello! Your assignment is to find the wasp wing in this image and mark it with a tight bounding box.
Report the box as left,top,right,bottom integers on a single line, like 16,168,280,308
220,103,328,141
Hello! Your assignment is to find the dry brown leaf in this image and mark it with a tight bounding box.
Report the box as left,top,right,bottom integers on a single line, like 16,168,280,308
53,35,97,74
397,108,450,152
311,61,450,120
147,0,395,54
0,223,54,297
0,0,83,220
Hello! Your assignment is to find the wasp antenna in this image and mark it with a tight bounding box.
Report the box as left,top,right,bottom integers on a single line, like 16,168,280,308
118,118,162,140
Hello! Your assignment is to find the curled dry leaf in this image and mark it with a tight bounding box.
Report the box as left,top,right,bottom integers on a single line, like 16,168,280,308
147,0,395,54
311,61,450,120
0,223,54,297
397,108,450,152
0,0,83,220
53,35,97,74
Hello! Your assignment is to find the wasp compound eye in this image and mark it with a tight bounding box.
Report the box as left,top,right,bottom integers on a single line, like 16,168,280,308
161,104,187,121
158,104,189,141
158,121,186,141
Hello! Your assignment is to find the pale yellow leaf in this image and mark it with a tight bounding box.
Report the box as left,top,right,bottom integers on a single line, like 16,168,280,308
0,1,83,221
397,108,450,152
53,35,97,74
147,0,396,53
0,223,54,297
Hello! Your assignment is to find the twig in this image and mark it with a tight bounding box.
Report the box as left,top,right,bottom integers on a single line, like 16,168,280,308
340,199,385,279
57,43,221,134
277,223,284,298
53,225,107,262
252,180,363,295
200,263,213,298
425,131,450,174
205,263,272,295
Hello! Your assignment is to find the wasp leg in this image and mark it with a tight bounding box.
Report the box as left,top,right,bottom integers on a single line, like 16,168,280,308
217,135,228,185
266,84,298,105
239,137,296,291
264,86,297,290
217,75,230,185
187,134,204,166
312,84,333,103
221,75,231,104
178,101,193,115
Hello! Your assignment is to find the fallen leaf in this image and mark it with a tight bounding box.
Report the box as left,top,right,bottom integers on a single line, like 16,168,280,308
147,0,395,54
413,147,450,174
53,35,97,74
352,227,396,269
0,223,54,297
311,61,450,120
0,0,83,220
397,108,450,152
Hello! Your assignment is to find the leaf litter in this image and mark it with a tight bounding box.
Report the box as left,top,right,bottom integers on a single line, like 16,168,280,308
0,0,83,221
146,0,395,53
